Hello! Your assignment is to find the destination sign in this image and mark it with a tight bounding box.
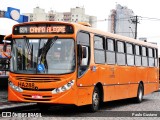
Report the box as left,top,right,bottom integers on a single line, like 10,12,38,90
13,24,74,34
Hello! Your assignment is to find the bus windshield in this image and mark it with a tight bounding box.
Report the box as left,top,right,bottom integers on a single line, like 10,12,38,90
10,38,75,74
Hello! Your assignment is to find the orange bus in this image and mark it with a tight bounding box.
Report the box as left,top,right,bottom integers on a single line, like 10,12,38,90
4,21,159,112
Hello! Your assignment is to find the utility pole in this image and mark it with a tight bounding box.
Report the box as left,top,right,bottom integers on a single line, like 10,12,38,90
131,15,139,39
135,16,138,39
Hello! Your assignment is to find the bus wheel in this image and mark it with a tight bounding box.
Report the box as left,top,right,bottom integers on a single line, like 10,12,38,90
88,86,100,112
135,83,144,103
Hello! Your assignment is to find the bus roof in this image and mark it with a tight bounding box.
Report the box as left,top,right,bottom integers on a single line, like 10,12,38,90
73,22,158,49
12,21,158,49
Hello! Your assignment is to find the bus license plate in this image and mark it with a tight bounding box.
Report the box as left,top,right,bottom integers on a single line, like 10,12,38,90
18,82,35,89
32,95,42,99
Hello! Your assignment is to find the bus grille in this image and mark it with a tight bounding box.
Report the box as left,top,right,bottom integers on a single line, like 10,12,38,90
15,76,61,82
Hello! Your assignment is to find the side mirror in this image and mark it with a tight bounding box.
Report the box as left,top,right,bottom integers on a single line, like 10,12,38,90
77,45,88,66
82,47,87,58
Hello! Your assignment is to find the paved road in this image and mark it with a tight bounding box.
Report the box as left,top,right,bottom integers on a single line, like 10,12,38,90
0,89,160,119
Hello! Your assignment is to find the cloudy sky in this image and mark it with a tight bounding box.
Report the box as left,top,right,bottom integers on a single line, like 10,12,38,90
1,0,160,45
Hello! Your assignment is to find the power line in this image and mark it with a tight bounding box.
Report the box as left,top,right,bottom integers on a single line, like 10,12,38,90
97,15,160,40
97,16,160,22
140,16,160,21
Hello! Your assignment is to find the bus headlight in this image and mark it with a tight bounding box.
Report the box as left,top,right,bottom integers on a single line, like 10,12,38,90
8,81,23,92
51,80,75,94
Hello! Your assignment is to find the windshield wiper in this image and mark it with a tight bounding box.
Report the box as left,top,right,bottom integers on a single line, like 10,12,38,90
24,36,34,68
38,36,58,73
38,36,58,57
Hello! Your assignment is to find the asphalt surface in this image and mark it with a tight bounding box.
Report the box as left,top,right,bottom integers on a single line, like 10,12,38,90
1,90,160,120
0,77,35,113
0,78,160,119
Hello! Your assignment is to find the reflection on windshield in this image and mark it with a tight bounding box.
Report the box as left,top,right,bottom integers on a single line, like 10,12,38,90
10,38,75,74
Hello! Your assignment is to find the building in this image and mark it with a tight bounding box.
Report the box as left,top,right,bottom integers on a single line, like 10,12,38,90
24,7,49,22
108,4,136,38
23,6,97,27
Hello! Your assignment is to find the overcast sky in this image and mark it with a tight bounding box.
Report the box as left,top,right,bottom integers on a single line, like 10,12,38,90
1,0,160,45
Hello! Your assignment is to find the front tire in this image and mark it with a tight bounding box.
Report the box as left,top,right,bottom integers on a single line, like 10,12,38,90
88,86,100,112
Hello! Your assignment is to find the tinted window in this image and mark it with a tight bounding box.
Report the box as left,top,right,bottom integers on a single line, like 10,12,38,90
106,38,115,64
94,36,104,49
94,36,105,64
107,39,114,51
95,50,105,63
117,41,125,53
77,32,90,77
135,45,141,55
126,43,134,66
142,46,148,67
142,46,147,56
126,43,133,54
117,41,126,65
148,48,154,57
135,45,141,66
77,32,89,46
155,49,158,67
148,48,154,67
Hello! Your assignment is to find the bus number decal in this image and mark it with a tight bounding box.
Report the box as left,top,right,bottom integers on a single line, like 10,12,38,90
18,82,35,89
109,67,115,78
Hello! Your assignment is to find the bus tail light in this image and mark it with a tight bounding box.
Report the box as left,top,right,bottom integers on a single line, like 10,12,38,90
8,81,23,92
51,80,75,94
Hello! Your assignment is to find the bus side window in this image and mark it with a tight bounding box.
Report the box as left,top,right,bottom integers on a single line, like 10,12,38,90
148,48,154,67
117,41,126,65
142,46,148,67
94,35,105,64
154,49,158,67
126,43,134,66
106,38,115,64
135,45,142,66
77,31,90,77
